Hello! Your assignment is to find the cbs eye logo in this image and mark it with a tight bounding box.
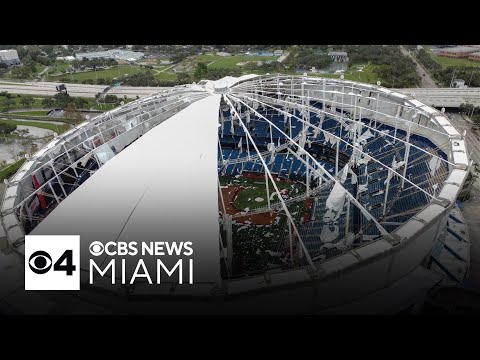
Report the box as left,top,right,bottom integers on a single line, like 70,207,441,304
89,241,104,256
28,250,75,275
25,235,80,291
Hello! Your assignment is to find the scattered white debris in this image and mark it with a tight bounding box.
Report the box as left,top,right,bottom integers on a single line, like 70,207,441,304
265,250,282,257
326,182,346,214
429,156,441,177
358,184,368,193
321,225,339,242
357,129,374,144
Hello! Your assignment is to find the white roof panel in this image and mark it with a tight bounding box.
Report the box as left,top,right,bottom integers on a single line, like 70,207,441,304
448,169,468,185
32,94,222,285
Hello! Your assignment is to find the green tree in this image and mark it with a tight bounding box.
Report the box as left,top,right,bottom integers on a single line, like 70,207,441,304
0,63,7,72
20,96,34,108
11,66,31,79
53,92,72,108
64,105,83,124
0,122,17,134
176,72,191,83
74,97,87,109
104,94,118,103
0,98,15,112
194,62,208,82
41,97,54,108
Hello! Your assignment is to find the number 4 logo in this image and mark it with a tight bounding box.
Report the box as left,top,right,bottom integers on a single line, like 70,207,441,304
25,235,80,291
54,250,76,275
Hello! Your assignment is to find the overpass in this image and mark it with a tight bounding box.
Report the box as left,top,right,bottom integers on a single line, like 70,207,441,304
0,81,171,99
1,80,479,108
393,87,480,108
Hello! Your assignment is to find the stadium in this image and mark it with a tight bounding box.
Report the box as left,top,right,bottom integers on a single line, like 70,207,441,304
0,74,472,314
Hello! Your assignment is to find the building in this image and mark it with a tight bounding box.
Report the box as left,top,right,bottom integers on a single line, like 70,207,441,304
0,75,470,314
438,46,478,58
452,79,466,88
468,52,480,62
0,49,20,66
55,56,75,62
246,51,275,57
274,49,284,56
75,49,144,61
328,51,348,62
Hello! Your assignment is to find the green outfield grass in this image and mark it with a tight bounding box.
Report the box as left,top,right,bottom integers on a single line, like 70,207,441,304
220,176,303,210
231,196,307,275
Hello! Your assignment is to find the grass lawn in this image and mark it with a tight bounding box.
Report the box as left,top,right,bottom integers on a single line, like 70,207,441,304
0,158,26,181
424,45,480,69
0,119,71,133
10,110,49,116
0,95,48,110
47,64,178,83
266,63,379,85
0,94,98,111
47,62,72,75
92,103,118,111
310,63,379,84
153,71,177,81
47,65,146,82
0,81,29,86
196,54,279,69
0,63,48,81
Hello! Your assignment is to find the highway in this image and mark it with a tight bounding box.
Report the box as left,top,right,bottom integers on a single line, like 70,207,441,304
393,87,480,107
0,81,170,99
1,80,479,108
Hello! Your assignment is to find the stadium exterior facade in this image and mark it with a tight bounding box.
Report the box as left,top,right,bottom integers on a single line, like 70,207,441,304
0,75,471,314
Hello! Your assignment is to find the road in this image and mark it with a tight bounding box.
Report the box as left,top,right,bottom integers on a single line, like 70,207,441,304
1,80,479,108
0,81,171,99
394,87,480,107
399,45,437,88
